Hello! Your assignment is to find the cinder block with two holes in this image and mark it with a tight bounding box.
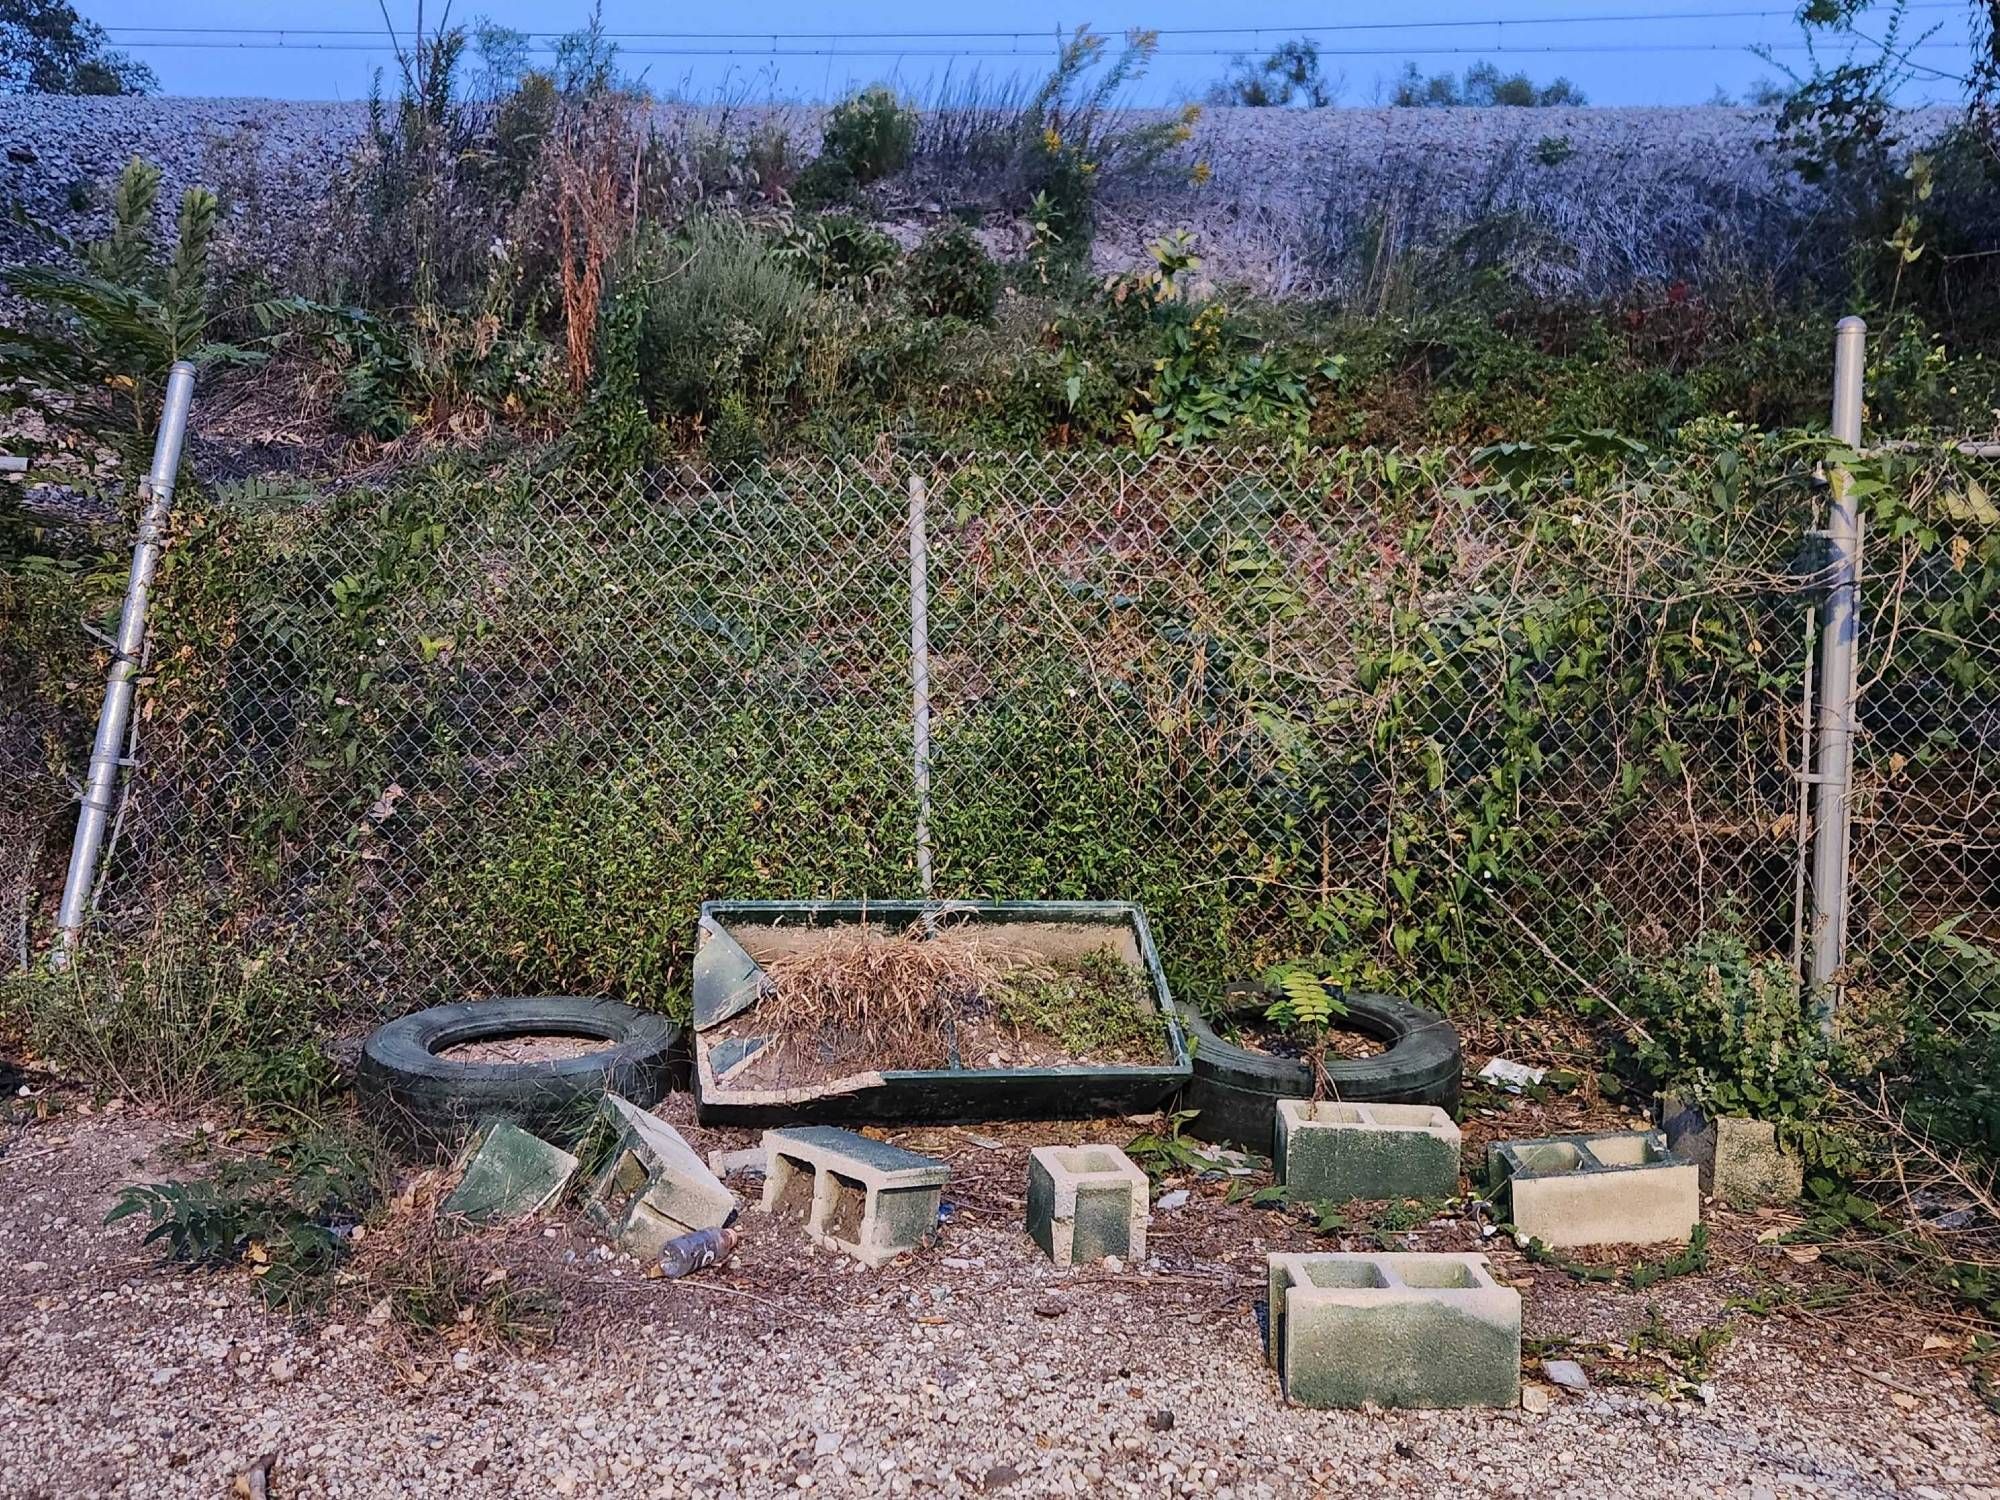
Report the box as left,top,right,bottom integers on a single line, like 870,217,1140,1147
1273,1100,1461,1204
580,1095,738,1258
1487,1129,1698,1249
761,1126,950,1268
1026,1144,1149,1267
1266,1251,1520,1409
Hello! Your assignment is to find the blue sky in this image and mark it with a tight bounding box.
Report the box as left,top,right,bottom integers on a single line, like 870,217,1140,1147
84,1,1980,106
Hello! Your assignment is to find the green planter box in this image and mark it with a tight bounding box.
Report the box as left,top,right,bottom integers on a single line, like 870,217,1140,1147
691,900,1190,1126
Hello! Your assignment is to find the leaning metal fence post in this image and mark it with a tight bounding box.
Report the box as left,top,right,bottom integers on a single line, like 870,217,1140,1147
908,473,935,902
51,360,197,965
1808,317,1866,1018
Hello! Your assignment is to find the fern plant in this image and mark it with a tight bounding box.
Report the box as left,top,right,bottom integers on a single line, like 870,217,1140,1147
1262,959,1354,1101
0,155,258,449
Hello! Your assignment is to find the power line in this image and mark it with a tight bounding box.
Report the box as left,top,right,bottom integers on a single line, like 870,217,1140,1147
97,3,1965,44
101,39,1971,59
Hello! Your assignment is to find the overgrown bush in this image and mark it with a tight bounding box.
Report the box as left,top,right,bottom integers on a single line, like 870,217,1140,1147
907,222,999,321
1617,933,1839,1134
781,212,901,298
795,85,917,206
634,218,826,424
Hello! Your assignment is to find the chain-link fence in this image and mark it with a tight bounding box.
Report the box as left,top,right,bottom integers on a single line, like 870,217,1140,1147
6,439,1995,1034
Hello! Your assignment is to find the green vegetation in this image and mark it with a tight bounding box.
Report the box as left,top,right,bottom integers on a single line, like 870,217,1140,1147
1,0,156,95
996,951,1166,1061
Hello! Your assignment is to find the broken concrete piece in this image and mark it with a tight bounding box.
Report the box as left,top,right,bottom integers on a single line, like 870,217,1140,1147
1659,1094,1803,1207
760,1126,949,1268
442,1120,578,1224
1542,1358,1591,1393
1487,1130,1698,1249
580,1096,737,1258
1266,1251,1520,1409
1273,1100,1460,1204
707,1147,767,1179
1025,1145,1149,1268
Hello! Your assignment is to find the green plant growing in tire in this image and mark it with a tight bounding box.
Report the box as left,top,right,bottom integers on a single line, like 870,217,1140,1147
1261,961,1352,1101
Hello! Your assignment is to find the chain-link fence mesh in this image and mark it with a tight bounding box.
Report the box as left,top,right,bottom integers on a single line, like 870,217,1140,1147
6,443,1994,1035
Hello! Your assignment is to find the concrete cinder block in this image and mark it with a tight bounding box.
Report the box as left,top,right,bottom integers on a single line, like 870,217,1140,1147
1487,1130,1698,1249
1026,1145,1149,1267
580,1095,738,1258
443,1119,578,1224
760,1126,950,1268
1266,1251,1520,1410
1659,1094,1803,1207
1273,1100,1461,1204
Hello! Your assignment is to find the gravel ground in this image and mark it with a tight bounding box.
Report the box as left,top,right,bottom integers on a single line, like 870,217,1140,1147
2,1092,1996,1500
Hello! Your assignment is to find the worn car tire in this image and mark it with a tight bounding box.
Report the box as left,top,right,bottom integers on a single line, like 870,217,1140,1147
1174,985,1462,1152
356,996,682,1151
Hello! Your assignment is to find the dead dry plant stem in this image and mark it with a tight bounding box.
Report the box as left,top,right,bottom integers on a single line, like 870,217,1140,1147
1495,898,1652,1045
1867,1074,2000,1227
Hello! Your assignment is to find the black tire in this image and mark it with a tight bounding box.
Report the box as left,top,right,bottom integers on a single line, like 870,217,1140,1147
1174,986,1461,1152
356,996,683,1151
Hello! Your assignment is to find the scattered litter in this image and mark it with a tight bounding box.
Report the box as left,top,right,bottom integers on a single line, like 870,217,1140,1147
1543,1359,1591,1393
958,1131,1005,1151
655,1226,740,1280
1154,1189,1190,1211
1478,1058,1547,1092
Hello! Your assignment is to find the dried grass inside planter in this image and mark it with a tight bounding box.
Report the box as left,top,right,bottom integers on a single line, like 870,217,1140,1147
756,923,1049,1071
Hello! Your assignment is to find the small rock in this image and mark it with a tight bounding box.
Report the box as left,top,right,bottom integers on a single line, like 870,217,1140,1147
981,1464,1021,1491
1521,1384,1554,1415
1147,1410,1174,1432
268,1358,295,1385
1102,1256,1124,1273
1542,1359,1590,1393
1154,1190,1190,1211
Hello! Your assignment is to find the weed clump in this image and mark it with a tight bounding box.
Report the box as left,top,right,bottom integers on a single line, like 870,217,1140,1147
908,222,1000,322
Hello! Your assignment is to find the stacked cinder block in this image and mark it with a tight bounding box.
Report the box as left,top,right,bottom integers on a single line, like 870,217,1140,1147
1488,1129,1698,1248
1267,1251,1520,1409
1025,1145,1149,1267
1273,1100,1461,1203
761,1126,950,1268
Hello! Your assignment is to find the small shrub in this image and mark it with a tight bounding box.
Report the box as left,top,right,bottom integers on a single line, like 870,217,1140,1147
907,223,999,321
818,85,916,186
781,212,901,298
1617,933,1840,1139
636,218,822,422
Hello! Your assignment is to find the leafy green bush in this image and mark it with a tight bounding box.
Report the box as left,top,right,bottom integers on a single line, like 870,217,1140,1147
635,218,823,422
0,155,253,452
780,212,900,298
1619,933,1837,1127
907,223,999,321
107,1129,379,1308
819,85,916,184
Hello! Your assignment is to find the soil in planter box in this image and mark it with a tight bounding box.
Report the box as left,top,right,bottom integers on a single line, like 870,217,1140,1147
710,925,1172,1090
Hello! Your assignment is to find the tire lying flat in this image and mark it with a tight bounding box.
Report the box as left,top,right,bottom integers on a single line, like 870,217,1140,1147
1174,986,1462,1152
356,996,682,1150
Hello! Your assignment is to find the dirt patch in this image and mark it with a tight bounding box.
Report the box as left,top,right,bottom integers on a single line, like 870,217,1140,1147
438,1034,613,1065
1221,1014,1384,1061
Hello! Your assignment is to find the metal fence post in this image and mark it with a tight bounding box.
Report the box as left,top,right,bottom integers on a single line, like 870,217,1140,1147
908,473,935,901
51,361,197,965
1808,317,1866,1012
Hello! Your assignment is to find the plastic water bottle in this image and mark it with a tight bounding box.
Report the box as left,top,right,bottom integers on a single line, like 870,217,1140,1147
656,1226,739,1279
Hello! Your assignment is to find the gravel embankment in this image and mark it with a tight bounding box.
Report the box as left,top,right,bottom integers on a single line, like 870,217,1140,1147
2,1095,1995,1499
0,98,1962,297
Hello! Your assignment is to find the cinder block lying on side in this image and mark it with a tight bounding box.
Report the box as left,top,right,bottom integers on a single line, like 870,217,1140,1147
1266,1251,1520,1410
1487,1129,1698,1248
760,1126,949,1268
1026,1145,1148,1267
1659,1094,1803,1207
581,1095,738,1258
1273,1100,1461,1204
443,1119,579,1225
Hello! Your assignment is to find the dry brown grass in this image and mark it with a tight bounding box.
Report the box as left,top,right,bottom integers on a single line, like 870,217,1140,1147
757,922,1049,1070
